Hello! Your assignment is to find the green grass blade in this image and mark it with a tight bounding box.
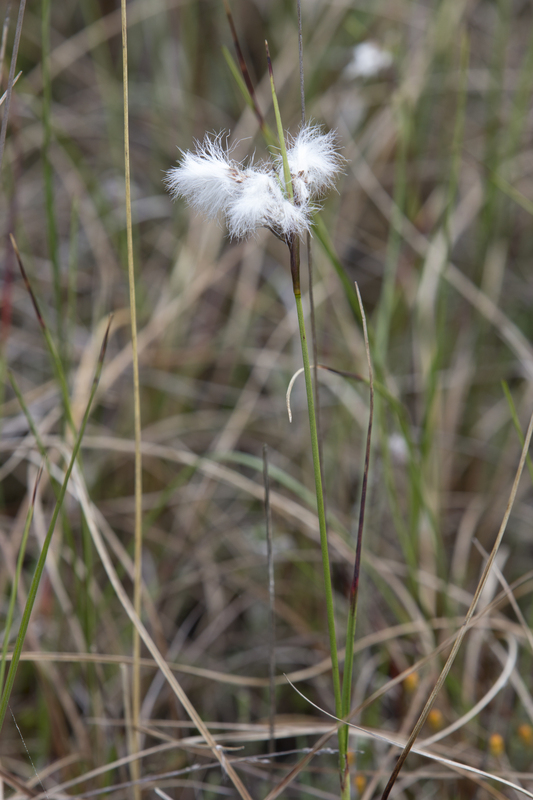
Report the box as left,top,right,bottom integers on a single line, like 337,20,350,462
0,318,111,735
313,216,360,320
222,45,256,113
502,380,533,485
0,467,42,695
265,41,292,200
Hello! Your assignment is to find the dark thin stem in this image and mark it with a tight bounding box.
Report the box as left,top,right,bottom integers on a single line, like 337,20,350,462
306,237,318,406
10,235,44,330
315,364,366,382
297,0,305,125
10,235,75,435
340,290,374,760
263,444,276,755
42,0,62,347
223,0,265,130
289,234,301,294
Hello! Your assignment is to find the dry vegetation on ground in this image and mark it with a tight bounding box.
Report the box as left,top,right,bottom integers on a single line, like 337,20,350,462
2,0,533,798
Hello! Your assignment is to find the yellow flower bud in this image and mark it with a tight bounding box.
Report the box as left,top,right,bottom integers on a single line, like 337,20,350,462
517,724,533,746
428,708,444,731
489,733,505,756
403,672,419,693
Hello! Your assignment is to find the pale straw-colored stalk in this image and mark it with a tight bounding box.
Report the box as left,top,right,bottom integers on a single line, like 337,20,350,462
120,4,143,796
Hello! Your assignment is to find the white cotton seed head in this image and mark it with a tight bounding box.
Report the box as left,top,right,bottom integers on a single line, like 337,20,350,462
165,135,244,219
284,124,344,199
291,175,311,206
166,126,341,241
226,170,310,240
226,170,278,239
272,195,311,239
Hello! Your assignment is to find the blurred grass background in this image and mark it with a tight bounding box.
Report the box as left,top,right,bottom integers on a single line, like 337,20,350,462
2,0,533,797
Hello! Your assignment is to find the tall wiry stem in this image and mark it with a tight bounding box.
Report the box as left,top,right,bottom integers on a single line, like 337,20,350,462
289,236,348,794
121,2,143,793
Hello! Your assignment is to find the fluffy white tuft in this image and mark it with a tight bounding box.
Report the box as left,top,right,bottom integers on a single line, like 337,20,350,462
165,135,243,218
284,124,344,199
269,194,312,239
166,125,341,241
226,170,310,240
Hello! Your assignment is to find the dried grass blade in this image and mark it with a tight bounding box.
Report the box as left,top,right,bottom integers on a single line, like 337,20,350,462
72,469,253,800
380,407,533,799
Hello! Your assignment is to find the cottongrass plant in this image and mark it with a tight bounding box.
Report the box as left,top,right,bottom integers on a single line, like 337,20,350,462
166,119,359,796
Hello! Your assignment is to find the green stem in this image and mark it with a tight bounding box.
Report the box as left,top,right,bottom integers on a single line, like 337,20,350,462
290,239,347,792
0,471,40,695
265,40,293,200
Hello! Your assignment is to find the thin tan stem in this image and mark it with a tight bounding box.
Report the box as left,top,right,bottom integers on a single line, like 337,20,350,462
121,3,143,796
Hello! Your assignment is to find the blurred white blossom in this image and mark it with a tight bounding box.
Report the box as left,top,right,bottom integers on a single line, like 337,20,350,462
165,124,343,241
388,432,408,465
343,41,393,80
